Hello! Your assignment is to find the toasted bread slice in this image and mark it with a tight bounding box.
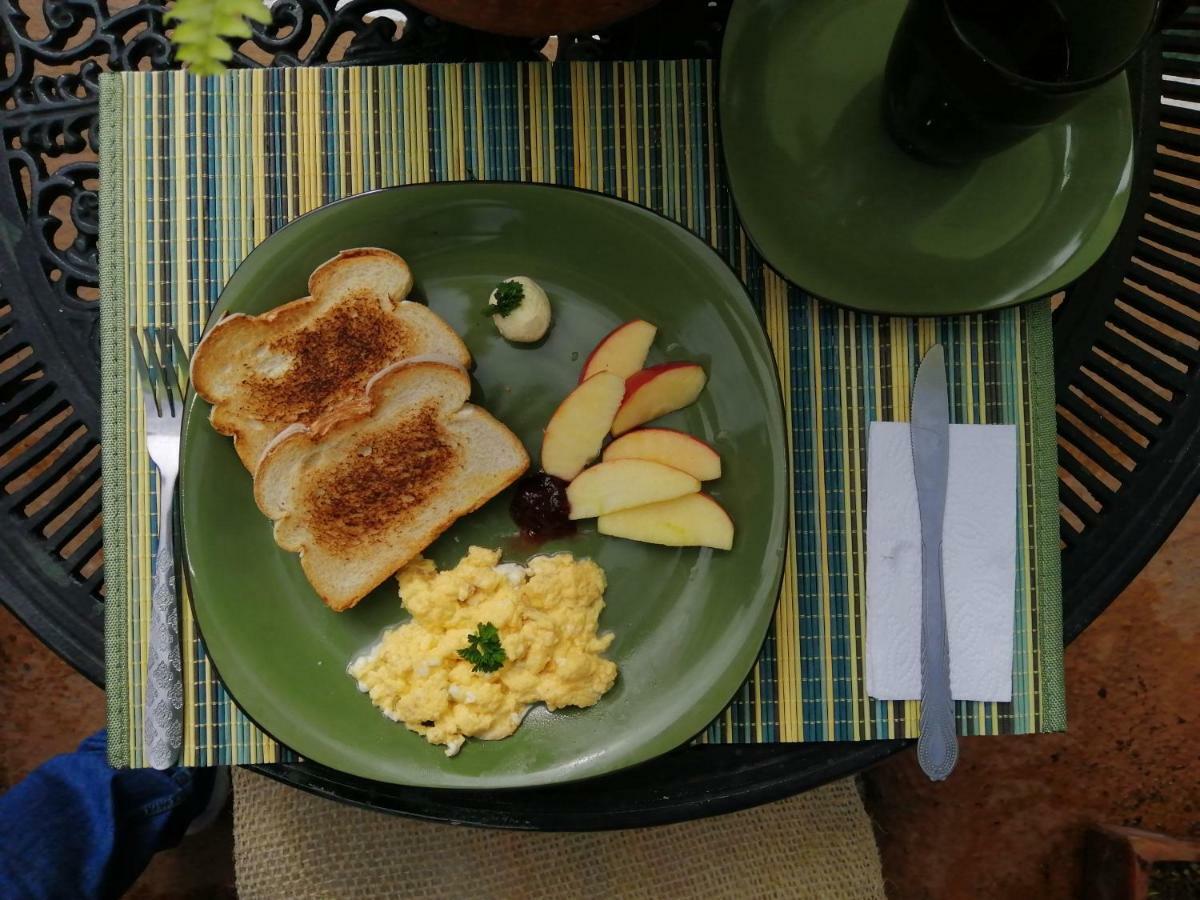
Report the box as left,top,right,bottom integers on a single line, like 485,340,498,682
191,248,471,471
254,358,529,611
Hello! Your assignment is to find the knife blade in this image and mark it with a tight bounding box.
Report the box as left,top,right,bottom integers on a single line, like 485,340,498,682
911,344,958,781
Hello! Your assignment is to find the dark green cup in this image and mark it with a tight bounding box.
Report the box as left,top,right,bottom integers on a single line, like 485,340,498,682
884,0,1182,165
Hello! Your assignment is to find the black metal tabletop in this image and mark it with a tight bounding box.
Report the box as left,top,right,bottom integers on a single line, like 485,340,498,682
1,0,1197,830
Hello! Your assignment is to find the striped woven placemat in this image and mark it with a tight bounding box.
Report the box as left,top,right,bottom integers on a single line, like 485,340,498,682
99,62,1064,768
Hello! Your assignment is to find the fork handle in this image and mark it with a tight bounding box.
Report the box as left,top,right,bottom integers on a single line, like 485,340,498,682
144,472,183,770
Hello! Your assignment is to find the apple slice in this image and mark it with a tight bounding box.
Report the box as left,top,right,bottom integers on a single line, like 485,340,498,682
566,459,699,520
603,428,721,481
579,320,657,382
541,372,626,480
598,493,734,550
611,362,707,436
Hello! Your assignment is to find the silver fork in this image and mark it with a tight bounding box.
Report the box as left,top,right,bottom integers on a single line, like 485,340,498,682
131,324,189,770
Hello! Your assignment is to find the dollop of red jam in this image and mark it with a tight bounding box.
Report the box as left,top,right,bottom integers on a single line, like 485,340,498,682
509,473,575,540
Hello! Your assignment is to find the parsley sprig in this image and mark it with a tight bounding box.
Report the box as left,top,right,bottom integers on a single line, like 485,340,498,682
485,280,525,318
458,622,507,673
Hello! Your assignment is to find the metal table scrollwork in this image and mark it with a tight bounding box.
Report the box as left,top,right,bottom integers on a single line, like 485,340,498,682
1,0,1196,829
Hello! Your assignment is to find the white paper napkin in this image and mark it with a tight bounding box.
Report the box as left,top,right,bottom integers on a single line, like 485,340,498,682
865,421,1017,703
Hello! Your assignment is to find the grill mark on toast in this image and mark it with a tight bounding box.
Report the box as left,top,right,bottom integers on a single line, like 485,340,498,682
241,292,411,423
303,403,460,552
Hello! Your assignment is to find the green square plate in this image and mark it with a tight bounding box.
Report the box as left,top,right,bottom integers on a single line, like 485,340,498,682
180,183,788,789
720,0,1135,315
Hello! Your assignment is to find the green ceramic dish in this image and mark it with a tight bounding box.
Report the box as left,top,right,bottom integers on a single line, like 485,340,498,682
181,183,788,789
720,0,1135,315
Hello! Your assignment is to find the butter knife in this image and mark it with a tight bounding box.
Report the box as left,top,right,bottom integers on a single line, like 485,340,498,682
911,344,958,781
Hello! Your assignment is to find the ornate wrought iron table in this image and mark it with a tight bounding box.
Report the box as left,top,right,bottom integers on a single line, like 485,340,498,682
1,0,1196,828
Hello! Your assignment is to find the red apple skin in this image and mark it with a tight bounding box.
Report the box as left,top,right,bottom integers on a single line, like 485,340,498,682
621,361,698,399
612,362,707,436
597,492,735,550
579,319,657,383
565,458,700,519
603,427,721,481
606,426,715,450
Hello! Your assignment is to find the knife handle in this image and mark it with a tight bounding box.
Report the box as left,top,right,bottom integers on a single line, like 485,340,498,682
918,540,959,781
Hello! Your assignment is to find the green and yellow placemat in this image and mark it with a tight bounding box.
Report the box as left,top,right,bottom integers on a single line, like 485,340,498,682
99,62,1064,768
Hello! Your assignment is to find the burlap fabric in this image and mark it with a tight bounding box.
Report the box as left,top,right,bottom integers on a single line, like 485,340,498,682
232,768,886,899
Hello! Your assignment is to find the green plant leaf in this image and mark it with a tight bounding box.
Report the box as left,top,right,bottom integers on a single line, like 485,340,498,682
167,0,271,76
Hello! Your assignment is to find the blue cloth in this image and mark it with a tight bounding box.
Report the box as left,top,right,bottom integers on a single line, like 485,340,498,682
0,731,211,900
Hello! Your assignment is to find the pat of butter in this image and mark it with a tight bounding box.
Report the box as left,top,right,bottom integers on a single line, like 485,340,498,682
489,276,552,343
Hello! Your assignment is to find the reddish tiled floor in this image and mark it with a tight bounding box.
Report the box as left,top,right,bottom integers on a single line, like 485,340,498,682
0,607,105,786
1,504,1196,897
863,500,1200,898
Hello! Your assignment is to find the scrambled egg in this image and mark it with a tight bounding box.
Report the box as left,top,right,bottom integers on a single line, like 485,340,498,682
348,546,617,756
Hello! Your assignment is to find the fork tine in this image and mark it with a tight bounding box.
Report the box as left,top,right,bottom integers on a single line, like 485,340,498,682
142,327,173,417
129,327,161,418
154,325,186,413
169,326,190,390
